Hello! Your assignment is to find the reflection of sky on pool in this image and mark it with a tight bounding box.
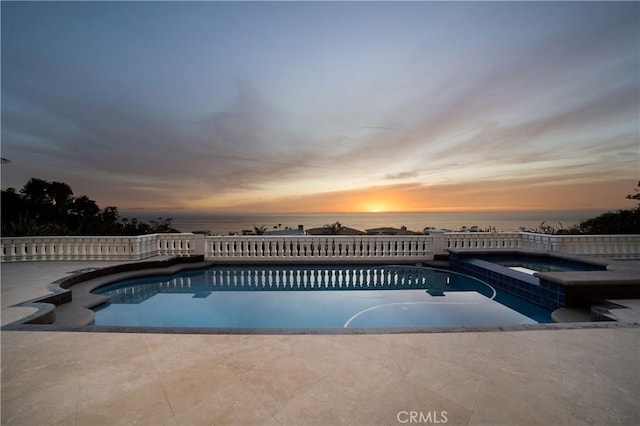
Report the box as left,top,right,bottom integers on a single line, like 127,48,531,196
93,289,536,329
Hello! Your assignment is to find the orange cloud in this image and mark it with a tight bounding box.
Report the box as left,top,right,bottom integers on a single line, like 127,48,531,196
214,177,637,213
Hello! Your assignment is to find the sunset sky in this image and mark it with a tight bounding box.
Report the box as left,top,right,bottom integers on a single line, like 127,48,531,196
2,1,638,214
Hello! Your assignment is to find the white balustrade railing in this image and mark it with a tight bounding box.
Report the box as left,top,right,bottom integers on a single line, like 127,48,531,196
444,232,523,251
204,235,434,262
2,231,638,262
0,233,195,262
444,232,640,259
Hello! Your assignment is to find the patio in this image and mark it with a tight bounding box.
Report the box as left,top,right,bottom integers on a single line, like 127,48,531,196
1,260,639,425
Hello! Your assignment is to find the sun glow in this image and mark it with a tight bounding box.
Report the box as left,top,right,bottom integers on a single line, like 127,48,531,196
362,200,395,213
349,189,419,213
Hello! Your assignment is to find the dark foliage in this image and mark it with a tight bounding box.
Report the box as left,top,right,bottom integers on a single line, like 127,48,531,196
567,208,640,235
1,178,180,236
561,182,640,235
627,181,640,204
323,221,344,234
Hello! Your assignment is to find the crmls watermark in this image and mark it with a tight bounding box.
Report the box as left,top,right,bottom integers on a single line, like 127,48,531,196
397,410,448,424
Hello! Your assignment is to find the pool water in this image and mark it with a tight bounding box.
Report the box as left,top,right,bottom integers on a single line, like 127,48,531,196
92,265,551,329
478,254,605,273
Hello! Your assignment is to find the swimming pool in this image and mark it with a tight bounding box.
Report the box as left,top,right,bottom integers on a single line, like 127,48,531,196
92,265,551,329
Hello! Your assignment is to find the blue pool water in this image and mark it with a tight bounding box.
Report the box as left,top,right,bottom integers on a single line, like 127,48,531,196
478,254,605,273
92,265,552,329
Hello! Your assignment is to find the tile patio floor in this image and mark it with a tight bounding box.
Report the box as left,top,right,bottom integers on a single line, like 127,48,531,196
1,261,639,425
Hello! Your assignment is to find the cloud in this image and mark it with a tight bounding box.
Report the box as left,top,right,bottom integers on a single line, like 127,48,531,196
1,2,637,212
223,177,637,213
2,64,337,206
322,10,639,186
385,171,419,180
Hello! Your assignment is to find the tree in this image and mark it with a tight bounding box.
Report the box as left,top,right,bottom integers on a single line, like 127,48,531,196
565,182,640,234
323,221,343,234
1,178,183,236
626,181,640,205
148,217,179,233
121,217,148,235
570,210,640,234
1,187,28,226
20,178,51,206
48,181,73,207
253,225,267,235
68,195,101,234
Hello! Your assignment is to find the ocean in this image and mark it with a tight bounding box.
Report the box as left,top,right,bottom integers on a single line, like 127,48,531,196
140,211,605,235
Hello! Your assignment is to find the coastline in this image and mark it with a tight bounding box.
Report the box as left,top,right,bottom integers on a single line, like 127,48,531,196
145,210,606,236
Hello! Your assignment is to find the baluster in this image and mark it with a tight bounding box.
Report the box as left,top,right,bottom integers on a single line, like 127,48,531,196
36,240,47,260
47,241,55,260
5,241,13,262
16,242,23,261
35,241,43,261
172,238,178,256
93,240,100,260
15,242,22,261
9,241,15,261
83,240,91,260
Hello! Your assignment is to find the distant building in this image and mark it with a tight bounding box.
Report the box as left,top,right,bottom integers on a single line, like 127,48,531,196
264,225,306,236
305,226,366,235
365,226,423,235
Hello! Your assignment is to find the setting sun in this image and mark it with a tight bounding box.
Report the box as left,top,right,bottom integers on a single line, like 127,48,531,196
348,190,406,213
367,206,387,213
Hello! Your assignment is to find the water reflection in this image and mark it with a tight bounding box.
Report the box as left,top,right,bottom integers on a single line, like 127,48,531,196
93,265,492,305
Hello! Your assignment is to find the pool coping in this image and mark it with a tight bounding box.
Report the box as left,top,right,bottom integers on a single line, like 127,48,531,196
3,317,638,334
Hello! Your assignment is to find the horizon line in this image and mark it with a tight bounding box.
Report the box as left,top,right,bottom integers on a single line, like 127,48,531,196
119,207,623,216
